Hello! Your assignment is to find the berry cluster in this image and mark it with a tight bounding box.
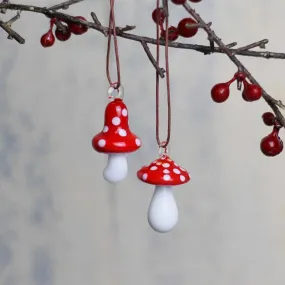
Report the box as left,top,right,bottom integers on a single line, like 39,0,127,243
40,16,88,48
211,71,283,156
260,112,283,156
211,71,262,103
151,0,202,42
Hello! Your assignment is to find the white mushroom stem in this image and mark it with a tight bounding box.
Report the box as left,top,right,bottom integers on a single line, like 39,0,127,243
147,185,178,233
103,153,128,183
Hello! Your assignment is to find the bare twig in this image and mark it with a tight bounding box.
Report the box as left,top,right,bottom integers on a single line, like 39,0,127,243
90,11,100,25
116,25,136,33
5,10,20,39
0,3,284,60
183,2,285,128
90,11,108,36
5,10,20,25
48,0,84,11
141,41,165,78
0,19,24,43
235,39,269,53
0,2,284,126
0,0,9,14
226,42,237,48
54,20,68,32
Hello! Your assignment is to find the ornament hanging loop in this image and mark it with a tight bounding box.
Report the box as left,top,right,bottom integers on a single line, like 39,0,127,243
108,82,124,100
159,141,170,157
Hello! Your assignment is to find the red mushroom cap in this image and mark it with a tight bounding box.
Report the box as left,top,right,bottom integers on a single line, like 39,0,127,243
92,98,142,153
137,155,190,186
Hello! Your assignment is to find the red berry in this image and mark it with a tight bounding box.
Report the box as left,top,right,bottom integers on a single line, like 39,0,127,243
234,71,247,81
160,26,179,41
262,112,276,126
152,8,166,25
211,83,230,103
260,127,283,156
68,16,88,35
40,29,55,48
177,18,198,38
171,0,186,4
242,80,262,102
55,26,71,41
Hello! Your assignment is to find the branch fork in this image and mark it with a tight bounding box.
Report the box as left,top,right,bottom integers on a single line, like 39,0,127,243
0,0,284,127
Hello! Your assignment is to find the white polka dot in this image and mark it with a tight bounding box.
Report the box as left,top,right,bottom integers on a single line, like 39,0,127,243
142,173,148,180
112,117,121,126
173,168,181,174
180,167,185,171
156,162,162,165
150,166,157,171
118,129,127,137
162,163,170,168
161,156,166,160
102,126,109,133
163,175,171,181
135,138,141,146
122,108,128,117
98,139,106,147
180,175,186,182
163,169,170,174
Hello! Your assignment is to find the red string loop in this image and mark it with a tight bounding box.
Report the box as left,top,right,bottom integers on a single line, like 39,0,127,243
106,0,121,89
156,0,172,148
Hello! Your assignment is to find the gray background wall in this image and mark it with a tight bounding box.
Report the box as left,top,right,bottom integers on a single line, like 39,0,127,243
0,0,285,285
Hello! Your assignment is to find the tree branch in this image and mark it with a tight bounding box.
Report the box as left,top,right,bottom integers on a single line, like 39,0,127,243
141,41,165,78
0,1,284,127
47,0,84,11
0,18,24,43
0,3,284,59
182,2,285,128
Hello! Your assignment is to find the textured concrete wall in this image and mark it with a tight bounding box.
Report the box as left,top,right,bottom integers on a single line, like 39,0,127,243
0,0,285,284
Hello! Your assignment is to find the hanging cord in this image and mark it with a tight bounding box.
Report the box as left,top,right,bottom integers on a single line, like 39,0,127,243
156,0,171,149
106,0,121,88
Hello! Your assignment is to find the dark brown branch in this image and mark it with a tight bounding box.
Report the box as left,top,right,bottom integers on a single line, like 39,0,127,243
0,2,284,125
6,0,83,28
183,2,285,128
0,3,284,60
141,41,165,78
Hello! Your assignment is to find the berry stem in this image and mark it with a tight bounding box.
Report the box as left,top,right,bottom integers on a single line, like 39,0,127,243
182,2,285,128
0,1,284,128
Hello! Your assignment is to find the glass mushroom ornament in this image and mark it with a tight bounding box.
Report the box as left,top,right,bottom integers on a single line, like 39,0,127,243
137,153,190,233
92,86,142,183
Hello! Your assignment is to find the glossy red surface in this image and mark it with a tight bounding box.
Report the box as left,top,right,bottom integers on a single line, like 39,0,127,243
137,155,190,186
40,30,55,48
177,18,198,38
260,127,283,157
55,27,72,41
92,99,142,153
68,16,88,35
